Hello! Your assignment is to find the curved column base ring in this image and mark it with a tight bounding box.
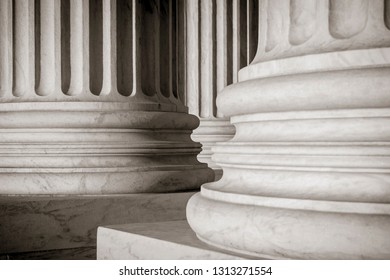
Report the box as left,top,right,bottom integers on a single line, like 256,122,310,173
0,102,214,194
187,192,390,260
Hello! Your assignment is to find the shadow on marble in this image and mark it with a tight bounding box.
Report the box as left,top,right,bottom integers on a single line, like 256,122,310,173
0,192,196,259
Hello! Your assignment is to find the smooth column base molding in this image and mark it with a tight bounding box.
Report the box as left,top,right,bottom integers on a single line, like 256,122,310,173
0,102,214,194
97,220,255,260
187,45,390,259
191,118,235,180
187,193,390,260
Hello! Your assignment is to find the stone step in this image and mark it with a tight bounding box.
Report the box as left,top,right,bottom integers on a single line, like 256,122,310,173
97,220,254,260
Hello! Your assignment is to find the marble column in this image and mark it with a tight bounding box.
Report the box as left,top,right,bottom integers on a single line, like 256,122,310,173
0,0,213,195
185,0,258,179
187,0,390,259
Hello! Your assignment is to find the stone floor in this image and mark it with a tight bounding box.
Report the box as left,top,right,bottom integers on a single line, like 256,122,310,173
0,192,196,259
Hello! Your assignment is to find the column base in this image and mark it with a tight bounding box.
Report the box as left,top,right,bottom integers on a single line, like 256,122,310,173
0,102,214,194
191,118,235,181
187,192,390,260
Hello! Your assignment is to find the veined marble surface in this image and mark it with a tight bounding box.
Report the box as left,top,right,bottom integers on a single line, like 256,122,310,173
0,192,195,256
97,220,254,260
187,0,390,259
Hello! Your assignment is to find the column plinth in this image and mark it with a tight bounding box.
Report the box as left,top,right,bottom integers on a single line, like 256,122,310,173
187,1,390,259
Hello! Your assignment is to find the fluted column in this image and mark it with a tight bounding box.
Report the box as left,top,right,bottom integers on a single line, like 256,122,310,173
187,0,390,259
185,0,258,179
0,0,213,195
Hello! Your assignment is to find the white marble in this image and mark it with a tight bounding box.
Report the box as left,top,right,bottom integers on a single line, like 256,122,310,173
97,220,253,260
0,1,213,195
187,1,390,259
187,193,390,260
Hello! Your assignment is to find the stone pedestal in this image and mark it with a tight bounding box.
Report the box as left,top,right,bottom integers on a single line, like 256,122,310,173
187,1,390,259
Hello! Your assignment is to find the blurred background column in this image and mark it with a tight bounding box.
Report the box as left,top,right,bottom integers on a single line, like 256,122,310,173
185,0,258,179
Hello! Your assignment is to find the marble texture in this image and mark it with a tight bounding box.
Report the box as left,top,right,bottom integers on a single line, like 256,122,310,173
188,193,390,260
0,192,195,257
187,1,390,259
97,220,253,260
0,1,213,195
253,0,390,63
0,0,215,259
